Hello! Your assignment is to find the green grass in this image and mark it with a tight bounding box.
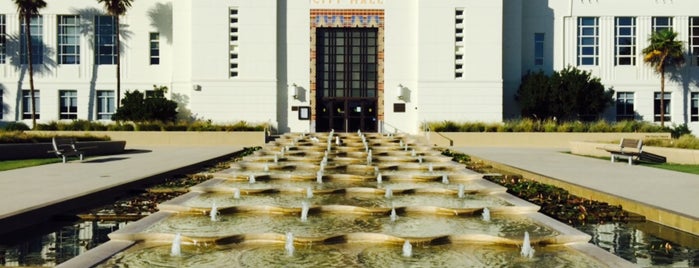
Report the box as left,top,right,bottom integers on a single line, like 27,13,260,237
0,158,63,171
571,153,699,175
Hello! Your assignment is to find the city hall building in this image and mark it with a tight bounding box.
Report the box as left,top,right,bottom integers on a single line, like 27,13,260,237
0,0,698,134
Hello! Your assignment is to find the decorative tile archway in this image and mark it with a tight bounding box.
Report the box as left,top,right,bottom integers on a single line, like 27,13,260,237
309,9,385,132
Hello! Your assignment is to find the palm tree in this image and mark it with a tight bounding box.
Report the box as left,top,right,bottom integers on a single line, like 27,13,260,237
97,0,133,107
642,29,685,127
14,0,47,129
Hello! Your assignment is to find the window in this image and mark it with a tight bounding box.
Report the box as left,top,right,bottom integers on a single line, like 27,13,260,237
454,8,465,78
616,92,635,121
22,90,39,119
534,33,544,66
58,15,80,64
0,89,3,119
95,16,116,65
20,15,43,64
615,17,636,66
577,17,598,66
149,32,159,65
692,92,699,122
59,90,78,119
690,17,699,66
0,15,5,64
654,92,671,122
652,17,673,32
96,90,115,120
229,8,239,78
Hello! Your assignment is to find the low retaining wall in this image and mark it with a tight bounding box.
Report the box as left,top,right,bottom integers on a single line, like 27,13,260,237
570,141,699,165
0,141,126,161
28,131,266,147
428,132,671,148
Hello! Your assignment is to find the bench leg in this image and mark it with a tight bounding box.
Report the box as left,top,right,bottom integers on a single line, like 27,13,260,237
80,154,84,161
62,156,67,163
628,157,633,165
611,155,615,163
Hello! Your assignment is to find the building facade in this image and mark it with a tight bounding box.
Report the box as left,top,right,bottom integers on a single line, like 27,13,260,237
0,0,697,134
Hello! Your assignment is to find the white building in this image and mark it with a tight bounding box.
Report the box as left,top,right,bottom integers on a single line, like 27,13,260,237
0,0,697,134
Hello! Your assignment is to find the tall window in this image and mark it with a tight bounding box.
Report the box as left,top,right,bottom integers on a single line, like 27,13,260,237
229,8,239,77
96,90,115,120
149,32,159,65
455,8,465,78
692,92,699,122
577,17,598,66
615,17,636,66
0,15,6,64
690,17,699,66
654,92,671,122
58,15,80,64
22,90,39,119
652,17,673,32
616,92,635,121
20,15,43,64
95,16,116,65
534,33,544,66
0,89,3,119
59,90,78,119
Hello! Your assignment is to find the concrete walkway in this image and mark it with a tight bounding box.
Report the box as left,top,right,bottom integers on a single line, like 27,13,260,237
454,147,699,236
0,145,242,235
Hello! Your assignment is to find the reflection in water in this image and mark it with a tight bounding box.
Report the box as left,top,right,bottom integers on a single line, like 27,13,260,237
0,221,127,267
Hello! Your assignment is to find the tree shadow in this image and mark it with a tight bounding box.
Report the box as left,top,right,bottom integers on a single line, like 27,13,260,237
73,7,133,120
668,53,699,124
0,83,8,119
148,2,173,44
5,33,56,120
172,92,197,122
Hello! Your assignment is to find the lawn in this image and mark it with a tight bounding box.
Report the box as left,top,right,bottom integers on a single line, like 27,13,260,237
0,158,63,171
571,153,699,175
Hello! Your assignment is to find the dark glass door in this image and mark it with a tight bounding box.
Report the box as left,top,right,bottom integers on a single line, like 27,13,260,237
316,28,378,132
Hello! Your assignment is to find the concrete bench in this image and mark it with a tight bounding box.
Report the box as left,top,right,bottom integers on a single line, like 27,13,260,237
49,137,94,163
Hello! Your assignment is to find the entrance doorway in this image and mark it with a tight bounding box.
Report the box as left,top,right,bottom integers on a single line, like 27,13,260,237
315,28,378,132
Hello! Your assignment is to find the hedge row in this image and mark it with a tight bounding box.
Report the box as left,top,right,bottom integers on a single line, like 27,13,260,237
1,120,268,132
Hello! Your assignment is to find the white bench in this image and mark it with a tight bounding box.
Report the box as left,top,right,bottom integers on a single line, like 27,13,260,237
604,138,642,165
49,137,89,163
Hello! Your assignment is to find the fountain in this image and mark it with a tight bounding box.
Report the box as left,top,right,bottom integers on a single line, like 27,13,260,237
301,202,309,222
90,132,631,267
402,240,412,257
418,155,422,163
170,233,182,256
367,154,372,164
306,186,314,198
210,203,218,222
273,154,278,164
521,231,535,258
285,232,295,256
482,207,491,222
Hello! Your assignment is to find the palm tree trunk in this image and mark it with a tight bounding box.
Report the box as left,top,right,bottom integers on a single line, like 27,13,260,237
115,15,121,107
24,15,37,130
660,68,665,128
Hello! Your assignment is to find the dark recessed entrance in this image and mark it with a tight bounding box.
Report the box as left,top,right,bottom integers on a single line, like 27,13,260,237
315,28,378,132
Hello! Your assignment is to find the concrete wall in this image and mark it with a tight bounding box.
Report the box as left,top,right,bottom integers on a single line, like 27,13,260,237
571,141,699,165
428,132,671,148
28,131,265,147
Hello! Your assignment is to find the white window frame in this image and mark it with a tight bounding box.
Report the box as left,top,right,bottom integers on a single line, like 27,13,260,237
59,90,78,120
149,32,159,65
616,92,635,121
229,8,239,78
577,17,598,66
690,17,699,66
652,17,673,33
96,90,115,120
534,33,544,66
654,92,671,122
22,90,39,119
615,17,636,66
0,14,6,64
58,15,80,64
20,15,43,65
95,15,116,65
691,92,699,122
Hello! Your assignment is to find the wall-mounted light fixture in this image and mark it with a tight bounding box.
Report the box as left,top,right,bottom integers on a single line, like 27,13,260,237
193,84,202,91
396,84,407,101
290,83,302,100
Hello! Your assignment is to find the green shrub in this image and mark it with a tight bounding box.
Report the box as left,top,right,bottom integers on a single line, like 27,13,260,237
542,119,558,132
670,123,692,138
2,122,30,131
135,122,163,131
588,120,612,132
